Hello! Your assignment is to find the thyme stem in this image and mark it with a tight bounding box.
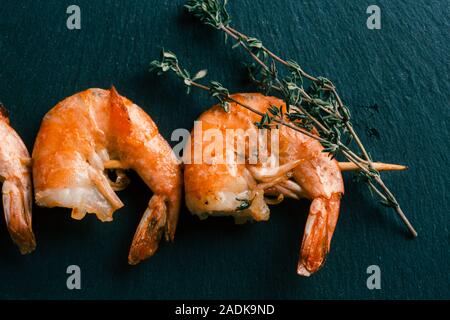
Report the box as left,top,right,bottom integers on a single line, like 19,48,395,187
225,23,375,166
193,80,330,143
374,176,418,237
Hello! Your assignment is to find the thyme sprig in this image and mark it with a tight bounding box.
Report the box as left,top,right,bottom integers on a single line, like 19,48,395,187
154,0,417,237
151,51,333,146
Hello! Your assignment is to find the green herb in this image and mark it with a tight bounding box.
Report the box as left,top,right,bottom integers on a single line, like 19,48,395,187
150,0,418,237
236,199,251,211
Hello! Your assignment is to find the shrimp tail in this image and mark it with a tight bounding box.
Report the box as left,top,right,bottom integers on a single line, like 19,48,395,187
165,193,181,242
128,194,167,265
2,178,36,254
297,193,341,276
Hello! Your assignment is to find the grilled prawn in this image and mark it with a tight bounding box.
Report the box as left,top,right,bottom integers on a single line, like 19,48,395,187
32,88,182,264
184,93,344,276
0,104,36,254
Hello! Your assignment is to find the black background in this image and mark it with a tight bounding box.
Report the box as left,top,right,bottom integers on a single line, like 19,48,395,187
0,0,448,299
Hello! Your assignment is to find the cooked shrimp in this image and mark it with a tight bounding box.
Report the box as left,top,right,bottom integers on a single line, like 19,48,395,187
32,88,182,264
184,93,344,276
0,104,36,254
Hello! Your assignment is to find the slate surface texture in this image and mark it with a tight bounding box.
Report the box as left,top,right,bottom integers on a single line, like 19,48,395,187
0,0,448,299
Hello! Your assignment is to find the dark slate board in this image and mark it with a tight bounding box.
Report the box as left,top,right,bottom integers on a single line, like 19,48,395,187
0,0,448,299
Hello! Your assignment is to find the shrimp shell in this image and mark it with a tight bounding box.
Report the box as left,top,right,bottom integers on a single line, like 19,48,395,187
0,104,36,254
32,88,182,264
184,93,344,276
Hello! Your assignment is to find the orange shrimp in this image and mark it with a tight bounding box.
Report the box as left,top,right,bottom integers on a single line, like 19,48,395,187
32,88,182,264
0,104,36,254
184,93,344,276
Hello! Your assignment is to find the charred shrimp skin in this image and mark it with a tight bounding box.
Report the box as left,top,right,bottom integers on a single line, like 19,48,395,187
32,88,182,264
0,104,36,254
184,93,344,276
